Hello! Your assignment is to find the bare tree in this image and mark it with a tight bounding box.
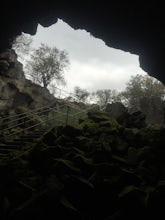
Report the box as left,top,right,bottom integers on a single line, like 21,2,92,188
120,74,165,124
74,86,90,103
25,43,69,88
94,89,120,107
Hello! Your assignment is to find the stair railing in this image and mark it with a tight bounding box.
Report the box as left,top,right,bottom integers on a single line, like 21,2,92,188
0,104,64,143
69,105,100,123
0,100,100,145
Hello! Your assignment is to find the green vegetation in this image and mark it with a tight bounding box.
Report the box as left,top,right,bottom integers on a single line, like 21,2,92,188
73,86,90,103
12,33,165,125
75,74,165,124
0,110,165,219
6,33,165,220
119,74,165,124
92,89,120,107
25,43,69,88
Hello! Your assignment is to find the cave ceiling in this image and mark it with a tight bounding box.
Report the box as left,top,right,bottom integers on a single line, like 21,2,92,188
1,2,164,84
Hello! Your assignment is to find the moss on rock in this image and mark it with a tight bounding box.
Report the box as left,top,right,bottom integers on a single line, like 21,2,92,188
1,108,165,219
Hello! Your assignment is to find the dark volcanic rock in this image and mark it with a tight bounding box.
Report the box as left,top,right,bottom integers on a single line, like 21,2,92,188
0,49,55,113
118,110,146,128
0,49,25,80
0,3,165,85
1,110,165,219
106,102,128,119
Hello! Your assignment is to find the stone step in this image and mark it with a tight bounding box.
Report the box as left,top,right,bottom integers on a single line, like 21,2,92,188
0,127,48,154
31,132,46,135
22,135,41,138
5,140,23,144
0,144,22,150
3,140,33,146
15,137,35,142
0,148,21,154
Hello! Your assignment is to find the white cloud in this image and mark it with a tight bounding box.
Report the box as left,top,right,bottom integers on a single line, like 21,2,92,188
30,18,148,94
63,60,147,93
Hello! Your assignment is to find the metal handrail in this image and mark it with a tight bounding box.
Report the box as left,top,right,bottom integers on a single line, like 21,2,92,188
71,104,98,117
0,103,57,128
0,97,100,143
1,111,48,129
3,113,46,133
7,112,66,138
23,116,65,132
0,101,81,140
0,105,57,128
0,106,51,136
0,104,53,121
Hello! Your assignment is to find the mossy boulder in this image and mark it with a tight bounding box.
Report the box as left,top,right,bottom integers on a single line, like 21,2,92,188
87,110,114,123
63,124,82,137
79,119,99,136
80,111,122,136
123,128,141,147
112,137,129,154
1,108,165,220
118,111,146,128
42,127,56,145
140,124,165,148
99,119,123,133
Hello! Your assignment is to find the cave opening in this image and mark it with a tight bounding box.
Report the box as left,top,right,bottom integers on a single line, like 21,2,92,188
0,13,164,126
14,19,148,96
10,18,165,125
0,6,165,220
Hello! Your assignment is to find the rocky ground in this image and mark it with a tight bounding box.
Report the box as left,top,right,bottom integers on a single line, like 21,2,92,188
0,110,165,219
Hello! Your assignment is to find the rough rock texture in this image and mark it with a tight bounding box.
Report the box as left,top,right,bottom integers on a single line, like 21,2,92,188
1,110,165,219
0,78,55,112
106,101,165,125
0,2,165,84
0,49,55,114
139,96,165,125
0,49,25,80
106,102,128,119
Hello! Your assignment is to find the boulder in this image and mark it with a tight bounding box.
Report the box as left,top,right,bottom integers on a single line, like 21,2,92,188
0,50,56,113
0,49,25,80
87,110,114,123
106,102,128,119
118,111,146,128
0,49,17,64
0,60,10,73
1,107,165,219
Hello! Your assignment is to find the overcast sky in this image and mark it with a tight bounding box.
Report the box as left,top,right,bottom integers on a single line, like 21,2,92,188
30,18,147,93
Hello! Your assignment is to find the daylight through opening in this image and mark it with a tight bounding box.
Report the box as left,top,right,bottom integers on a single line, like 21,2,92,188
12,18,165,125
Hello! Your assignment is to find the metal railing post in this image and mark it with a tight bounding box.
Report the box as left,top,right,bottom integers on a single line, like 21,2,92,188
72,115,75,123
21,117,26,148
45,108,49,122
66,106,70,125
0,118,4,143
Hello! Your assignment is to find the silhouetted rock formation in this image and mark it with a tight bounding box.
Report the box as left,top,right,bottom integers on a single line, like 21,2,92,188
0,49,55,114
0,2,165,84
106,102,128,119
0,49,25,80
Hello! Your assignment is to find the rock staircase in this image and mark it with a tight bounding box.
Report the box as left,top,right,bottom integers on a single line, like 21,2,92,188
0,128,47,159
0,105,54,160
0,101,99,161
